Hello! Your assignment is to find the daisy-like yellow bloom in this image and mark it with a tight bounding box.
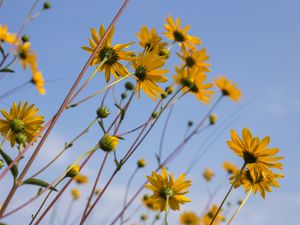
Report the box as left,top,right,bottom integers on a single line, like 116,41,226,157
145,167,191,211
203,168,214,182
163,16,201,49
31,70,46,95
0,24,19,45
227,128,283,174
136,26,167,52
180,211,201,225
0,102,44,147
222,161,238,175
202,205,225,225
142,194,160,211
17,42,37,70
173,67,214,104
74,174,89,184
214,76,241,102
82,25,135,82
132,50,168,100
71,188,81,200
177,47,211,73
231,168,284,199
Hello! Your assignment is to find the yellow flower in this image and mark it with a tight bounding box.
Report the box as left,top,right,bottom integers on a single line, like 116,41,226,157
231,167,284,199
141,194,160,211
132,50,168,100
74,174,89,184
137,158,146,168
227,128,284,174
71,188,81,200
0,102,44,147
214,76,241,101
145,167,191,211
177,47,211,73
66,165,80,177
173,67,214,104
82,25,135,82
17,42,37,70
0,24,19,45
202,205,225,225
136,26,167,52
180,211,201,225
163,16,201,49
203,168,214,182
222,161,238,175
31,70,46,95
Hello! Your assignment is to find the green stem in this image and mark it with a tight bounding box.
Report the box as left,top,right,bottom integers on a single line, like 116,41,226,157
73,145,99,165
226,188,252,225
208,163,246,225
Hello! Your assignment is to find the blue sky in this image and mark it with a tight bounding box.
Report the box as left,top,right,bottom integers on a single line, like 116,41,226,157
1,0,300,224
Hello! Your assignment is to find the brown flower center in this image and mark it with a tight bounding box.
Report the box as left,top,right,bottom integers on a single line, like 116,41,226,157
243,151,257,164
173,31,185,42
99,47,119,66
185,56,195,68
135,66,147,81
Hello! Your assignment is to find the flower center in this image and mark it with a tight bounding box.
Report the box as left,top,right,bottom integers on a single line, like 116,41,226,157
207,212,214,219
144,42,154,51
99,47,119,65
19,51,27,60
243,151,257,164
160,187,174,199
10,118,25,133
173,31,185,42
222,89,230,96
135,66,147,81
185,57,195,67
184,218,193,224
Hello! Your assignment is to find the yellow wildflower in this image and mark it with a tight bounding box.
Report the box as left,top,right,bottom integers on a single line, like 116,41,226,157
71,188,81,200
132,50,168,100
82,25,135,82
17,42,37,70
222,161,238,175
163,16,201,49
180,211,201,225
203,168,214,182
31,70,46,95
145,167,191,211
136,26,167,52
0,102,44,147
202,205,225,225
141,194,160,211
74,174,89,184
0,24,19,45
214,76,241,101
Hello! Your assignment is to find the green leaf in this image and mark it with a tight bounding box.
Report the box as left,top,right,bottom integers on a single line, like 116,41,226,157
0,68,14,73
0,223,9,225
22,178,57,191
0,148,18,178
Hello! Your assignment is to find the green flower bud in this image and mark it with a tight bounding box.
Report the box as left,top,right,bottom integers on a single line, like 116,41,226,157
0,159,4,169
99,134,119,152
125,81,134,91
21,35,29,43
181,77,194,88
209,114,218,125
16,132,27,146
140,214,148,221
96,106,110,119
161,92,168,99
159,48,170,59
43,2,51,10
137,159,146,168
165,86,174,95
188,120,193,127
121,92,127,99
151,111,158,119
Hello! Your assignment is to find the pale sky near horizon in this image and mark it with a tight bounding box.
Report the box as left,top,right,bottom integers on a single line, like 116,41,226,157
1,0,299,224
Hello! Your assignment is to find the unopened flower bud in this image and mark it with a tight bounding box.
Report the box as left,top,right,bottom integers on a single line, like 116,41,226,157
21,35,29,43
125,81,134,91
188,121,193,127
159,49,170,59
165,86,174,95
97,106,110,119
209,114,218,125
121,92,127,99
66,165,80,177
140,214,148,221
137,159,146,168
181,77,194,88
0,159,4,169
155,214,160,220
43,2,51,10
16,132,27,146
99,134,118,152
151,112,158,119
161,92,168,99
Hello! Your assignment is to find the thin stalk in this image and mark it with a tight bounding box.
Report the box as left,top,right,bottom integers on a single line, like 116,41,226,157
67,74,131,109
226,188,252,225
30,117,98,178
120,167,138,224
29,178,64,225
208,163,246,225
79,152,109,224
117,122,147,136
62,200,75,225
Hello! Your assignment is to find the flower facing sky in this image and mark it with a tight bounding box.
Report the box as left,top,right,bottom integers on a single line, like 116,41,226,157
201,205,225,225
227,128,283,173
0,24,18,45
132,50,168,100
82,25,135,82
214,76,241,101
17,42,37,70
180,211,201,225
136,26,167,52
31,70,46,95
145,167,191,211
163,16,201,49
141,194,160,211
222,161,239,175
0,102,44,147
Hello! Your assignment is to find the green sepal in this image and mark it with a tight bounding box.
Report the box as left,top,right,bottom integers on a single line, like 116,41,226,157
22,178,58,191
0,148,18,178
